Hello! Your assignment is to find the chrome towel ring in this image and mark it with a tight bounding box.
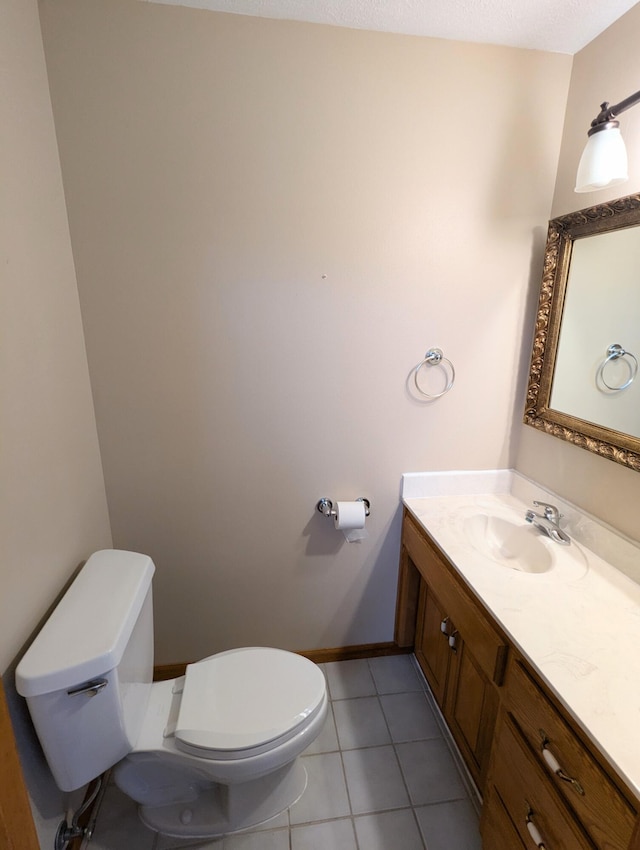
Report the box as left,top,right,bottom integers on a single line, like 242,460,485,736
412,348,455,399
597,343,638,391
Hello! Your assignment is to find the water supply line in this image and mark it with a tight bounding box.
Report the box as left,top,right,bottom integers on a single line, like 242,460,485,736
54,776,103,850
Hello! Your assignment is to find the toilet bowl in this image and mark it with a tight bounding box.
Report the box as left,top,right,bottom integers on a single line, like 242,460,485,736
114,647,328,836
15,550,328,839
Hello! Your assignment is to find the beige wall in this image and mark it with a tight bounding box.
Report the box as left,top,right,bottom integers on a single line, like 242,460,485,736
516,3,640,539
1,0,112,674
1,0,112,841
39,0,571,664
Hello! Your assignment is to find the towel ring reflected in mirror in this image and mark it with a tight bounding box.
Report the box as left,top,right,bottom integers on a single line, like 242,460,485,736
597,344,638,392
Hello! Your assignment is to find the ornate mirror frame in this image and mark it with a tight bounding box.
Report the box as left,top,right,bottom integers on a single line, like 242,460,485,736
524,193,640,472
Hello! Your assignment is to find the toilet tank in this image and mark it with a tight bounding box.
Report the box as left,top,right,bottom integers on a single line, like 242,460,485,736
16,550,155,791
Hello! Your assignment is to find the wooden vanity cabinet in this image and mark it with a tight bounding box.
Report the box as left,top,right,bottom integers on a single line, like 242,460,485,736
482,652,640,850
487,709,595,849
397,509,508,791
396,507,640,850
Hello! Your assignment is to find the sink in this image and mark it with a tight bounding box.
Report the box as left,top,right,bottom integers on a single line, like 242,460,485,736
460,510,589,579
463,513,553,573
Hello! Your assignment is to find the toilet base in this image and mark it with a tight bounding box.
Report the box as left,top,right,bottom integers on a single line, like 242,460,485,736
137,759,307,839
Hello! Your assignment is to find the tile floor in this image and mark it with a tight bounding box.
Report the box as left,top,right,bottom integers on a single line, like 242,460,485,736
84,655,482,850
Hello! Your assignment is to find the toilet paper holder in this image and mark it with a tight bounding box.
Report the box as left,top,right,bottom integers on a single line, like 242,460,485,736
317,498,370,518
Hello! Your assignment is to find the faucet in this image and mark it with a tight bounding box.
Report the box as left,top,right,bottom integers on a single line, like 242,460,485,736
525,500,571,545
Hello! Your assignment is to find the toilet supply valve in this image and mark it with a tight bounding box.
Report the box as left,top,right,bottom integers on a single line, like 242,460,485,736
54,776,103,850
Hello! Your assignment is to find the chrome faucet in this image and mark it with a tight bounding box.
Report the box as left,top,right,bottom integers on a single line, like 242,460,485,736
525,501,571,545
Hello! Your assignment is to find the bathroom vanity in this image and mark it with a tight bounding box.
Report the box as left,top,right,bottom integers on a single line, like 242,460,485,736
395,471,640,850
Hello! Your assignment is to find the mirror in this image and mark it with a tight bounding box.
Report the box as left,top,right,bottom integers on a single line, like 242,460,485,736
524,193,640,472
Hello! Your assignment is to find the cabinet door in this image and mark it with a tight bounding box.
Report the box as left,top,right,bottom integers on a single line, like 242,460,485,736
414,577,450,707
446,634,499,790
402,511,508,687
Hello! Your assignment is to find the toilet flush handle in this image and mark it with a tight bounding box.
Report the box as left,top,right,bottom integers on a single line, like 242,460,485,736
67,678,108,698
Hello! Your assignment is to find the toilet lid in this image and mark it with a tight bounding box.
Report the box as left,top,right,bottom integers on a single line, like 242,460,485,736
174,647,326,754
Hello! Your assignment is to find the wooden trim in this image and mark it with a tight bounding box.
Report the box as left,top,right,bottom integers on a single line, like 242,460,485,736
298,643,411,664
153,642,410,681
0,677,39,850
394,511,421,647
153,663,188,682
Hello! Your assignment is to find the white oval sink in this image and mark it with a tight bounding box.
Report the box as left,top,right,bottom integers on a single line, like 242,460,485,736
464,514,552,573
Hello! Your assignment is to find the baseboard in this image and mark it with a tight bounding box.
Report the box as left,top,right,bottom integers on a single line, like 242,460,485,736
298,642,411,664
153,642,410,681
153,663,188,681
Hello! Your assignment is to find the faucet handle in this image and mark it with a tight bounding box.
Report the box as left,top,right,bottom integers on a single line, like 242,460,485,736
533,500,562,523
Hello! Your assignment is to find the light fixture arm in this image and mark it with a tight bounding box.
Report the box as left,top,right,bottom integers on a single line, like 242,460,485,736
589,90,640,135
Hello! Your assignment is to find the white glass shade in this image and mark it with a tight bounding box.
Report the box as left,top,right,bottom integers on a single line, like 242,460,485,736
575,126,628,193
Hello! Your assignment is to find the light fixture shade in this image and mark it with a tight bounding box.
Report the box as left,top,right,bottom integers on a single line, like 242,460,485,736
575,126,628,193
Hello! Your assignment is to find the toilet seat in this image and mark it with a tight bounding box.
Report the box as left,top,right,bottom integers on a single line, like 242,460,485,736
173,647,326,761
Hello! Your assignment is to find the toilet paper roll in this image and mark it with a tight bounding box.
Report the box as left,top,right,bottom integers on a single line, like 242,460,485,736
333,501,368,543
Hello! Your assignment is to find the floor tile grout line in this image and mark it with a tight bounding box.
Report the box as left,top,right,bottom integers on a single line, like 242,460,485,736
383,717,428,848
368,657,428,850
377,688,446,747
331,695,362,850
290,806,428,828
408,654,483,814
302,657,464,846
347,658,430,842
332,696,444,753
333,661,425,850
369,657,426,849
373,655,479,847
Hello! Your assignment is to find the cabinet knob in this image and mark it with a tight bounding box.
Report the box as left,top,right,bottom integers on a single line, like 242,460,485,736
448,631,458,652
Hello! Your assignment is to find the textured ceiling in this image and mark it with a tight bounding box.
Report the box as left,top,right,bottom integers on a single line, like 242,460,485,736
144,0,639,54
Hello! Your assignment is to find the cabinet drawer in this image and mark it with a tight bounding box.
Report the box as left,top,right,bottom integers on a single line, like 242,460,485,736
402,512,508,684
492,712,594,849
506,658,636,850
482,783,527,850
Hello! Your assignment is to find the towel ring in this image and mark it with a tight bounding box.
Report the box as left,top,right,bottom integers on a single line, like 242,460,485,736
412,348,455,399
598,343,638,391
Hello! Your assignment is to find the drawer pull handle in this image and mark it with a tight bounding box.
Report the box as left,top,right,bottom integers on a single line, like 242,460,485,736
525,806,546,849
539,733,585,796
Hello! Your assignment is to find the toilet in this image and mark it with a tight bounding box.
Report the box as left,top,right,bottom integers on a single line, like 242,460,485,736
15,550,328,839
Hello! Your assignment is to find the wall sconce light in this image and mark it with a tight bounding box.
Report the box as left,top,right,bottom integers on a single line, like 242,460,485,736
575,90,640,193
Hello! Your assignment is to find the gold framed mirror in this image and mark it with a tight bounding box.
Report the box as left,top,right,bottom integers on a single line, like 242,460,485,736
524,193,640,472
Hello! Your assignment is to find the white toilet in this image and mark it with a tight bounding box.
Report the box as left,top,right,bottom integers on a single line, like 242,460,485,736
16,550,328,839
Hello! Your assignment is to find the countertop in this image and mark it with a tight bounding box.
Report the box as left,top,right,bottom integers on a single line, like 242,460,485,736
402,469,640,798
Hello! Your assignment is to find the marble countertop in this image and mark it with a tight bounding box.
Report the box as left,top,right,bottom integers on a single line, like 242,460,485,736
402,469,640,798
